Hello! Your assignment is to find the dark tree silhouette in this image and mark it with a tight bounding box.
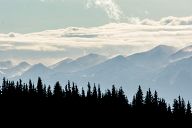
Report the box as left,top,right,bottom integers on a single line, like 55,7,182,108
53,81,62,98
135,85,143,108
0,77,191,124
92,84,97,104
37,77,44,98
118,87,128,105
186,101,192,120
47,85,52,98
145,88,153,105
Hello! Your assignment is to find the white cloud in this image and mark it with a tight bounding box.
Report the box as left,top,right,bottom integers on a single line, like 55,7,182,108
130,16,192,26
0,16,192,49
160,16,192,25
86,0,122,21
0,16,192,64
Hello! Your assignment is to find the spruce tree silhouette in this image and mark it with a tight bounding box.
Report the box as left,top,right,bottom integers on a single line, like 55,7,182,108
144,88,153,119
53,81,62,98
132,86,144,120
158,98,168,120
92,84,97,104
43,85,47,97
111,85,117,104
87,82,92,104
0,78,191,124
153,90,158,109
145,88,153,105
47,85,52,98
37,77,44,98
29,79,33,97
1,77,7,97
135,86,143,108
173,98,179,120
132,95,136,108
167,105,172,120
97,84,102,104
186,101,192,121
118,86,128,105
180,98,186,120
81,87,86,105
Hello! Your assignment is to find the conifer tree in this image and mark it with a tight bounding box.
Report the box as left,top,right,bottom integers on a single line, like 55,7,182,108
53,81,62,98
186,101,192,120
47,85,52,98
135,86,143,108
29,79,33,96
167,105,172,120
37,77,43,98
92,84,97,103
87,82,92,103
118,87,128,105
145,88,153,105
97,85,102,104
81,87,85,98
173,99,179,120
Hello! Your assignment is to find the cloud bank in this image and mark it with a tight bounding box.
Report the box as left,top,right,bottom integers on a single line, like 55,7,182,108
133,16,192,26
0,16,192,64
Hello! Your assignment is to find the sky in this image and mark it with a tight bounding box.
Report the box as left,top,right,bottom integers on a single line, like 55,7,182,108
0,0,192,65
0,0,192,33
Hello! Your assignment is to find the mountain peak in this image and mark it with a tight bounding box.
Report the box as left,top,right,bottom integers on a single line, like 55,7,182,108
75,53,107,62
18,62,30,67
180,45,192,52
171,45,192,61
57,58,73,64
33,63,47,69
64,58,73,62
105,55,127,65
23,63,50,74
113,55,126,60
50,58,73,69
154,45,171,48
82,53,104,58
128,45,177,59
150,45,177,53
52,53,107,73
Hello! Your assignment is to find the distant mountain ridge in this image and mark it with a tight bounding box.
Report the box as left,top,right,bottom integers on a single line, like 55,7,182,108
1,45,192,102
1,61,31,78
0,61,13,69
49,58,73,69
171,45,192,61
52,53,107,73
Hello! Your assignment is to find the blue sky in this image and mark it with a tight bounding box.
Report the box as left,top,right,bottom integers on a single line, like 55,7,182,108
0,0,192,33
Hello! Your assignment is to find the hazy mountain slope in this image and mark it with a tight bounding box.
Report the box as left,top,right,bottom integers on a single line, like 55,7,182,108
15,63,52,83
127,45,177,70
53,53,107,73
0,61,13,69
171,45,192,61
152,57,192,101
49,58,73,69
1,62,31,78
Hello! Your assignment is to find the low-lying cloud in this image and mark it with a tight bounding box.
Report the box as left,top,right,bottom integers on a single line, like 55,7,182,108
131,16,192,26
0,16,192,64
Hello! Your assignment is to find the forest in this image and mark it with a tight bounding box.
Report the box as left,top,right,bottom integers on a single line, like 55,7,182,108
0,77,191,125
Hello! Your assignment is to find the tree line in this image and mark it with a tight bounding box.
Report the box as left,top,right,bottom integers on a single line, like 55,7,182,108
0,77,191,124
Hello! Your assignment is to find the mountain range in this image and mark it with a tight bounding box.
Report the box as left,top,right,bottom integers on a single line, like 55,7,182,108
1,45,192,102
